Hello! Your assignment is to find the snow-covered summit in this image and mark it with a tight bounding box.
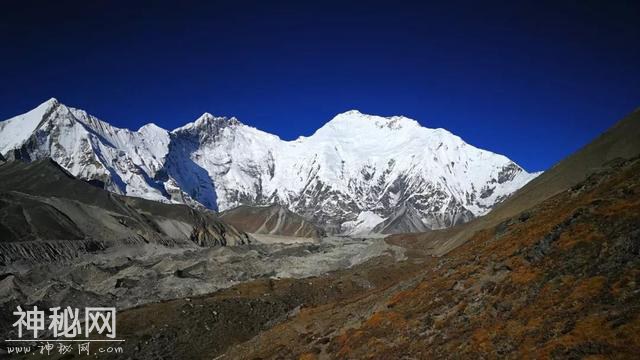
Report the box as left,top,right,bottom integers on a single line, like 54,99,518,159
0,99,540,233
0,98,171,200
321,109,421,132
173,112,243,133
0,98,59,154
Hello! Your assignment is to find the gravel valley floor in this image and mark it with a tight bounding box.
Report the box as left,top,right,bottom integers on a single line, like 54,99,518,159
0,235,406,348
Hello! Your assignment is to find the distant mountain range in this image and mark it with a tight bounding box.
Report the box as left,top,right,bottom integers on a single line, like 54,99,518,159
0,98,539,233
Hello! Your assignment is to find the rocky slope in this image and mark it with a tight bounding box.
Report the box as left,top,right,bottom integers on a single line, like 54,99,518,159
223,154,640,360
220,204,326,238
0,160,250,265
0,99,539,233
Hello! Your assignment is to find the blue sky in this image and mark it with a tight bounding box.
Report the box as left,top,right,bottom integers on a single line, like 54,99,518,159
1,0,638,172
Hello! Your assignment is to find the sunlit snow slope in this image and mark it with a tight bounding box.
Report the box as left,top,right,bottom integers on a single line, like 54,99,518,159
0,99,540,233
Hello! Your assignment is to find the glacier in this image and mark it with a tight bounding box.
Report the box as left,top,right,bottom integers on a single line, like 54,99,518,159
0,98,540,234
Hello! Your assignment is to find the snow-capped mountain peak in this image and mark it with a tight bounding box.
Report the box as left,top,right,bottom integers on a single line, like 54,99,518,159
43,97,60,107
0,98,59,154
0,99,541,234
172,112,243,134
323,110,421,132
138,122,163,132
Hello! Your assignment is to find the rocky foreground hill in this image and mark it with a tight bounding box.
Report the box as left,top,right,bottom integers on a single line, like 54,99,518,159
0,159,250,265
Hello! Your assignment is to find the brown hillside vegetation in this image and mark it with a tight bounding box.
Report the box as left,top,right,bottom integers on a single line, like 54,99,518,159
225,156,640,359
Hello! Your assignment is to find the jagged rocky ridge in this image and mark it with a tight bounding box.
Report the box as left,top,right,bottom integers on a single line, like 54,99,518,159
0,98,539,233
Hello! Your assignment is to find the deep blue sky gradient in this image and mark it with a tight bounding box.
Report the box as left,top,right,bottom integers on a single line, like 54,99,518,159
1,0,638,171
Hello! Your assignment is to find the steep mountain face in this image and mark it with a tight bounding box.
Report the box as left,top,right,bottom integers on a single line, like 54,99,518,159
372,204,432,234
169,110,538,234
0,98,171,201
220,205,326,238
0,99,539,233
